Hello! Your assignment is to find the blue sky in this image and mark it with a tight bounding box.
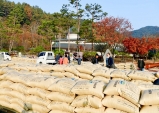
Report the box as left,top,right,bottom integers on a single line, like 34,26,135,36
10,0,159,30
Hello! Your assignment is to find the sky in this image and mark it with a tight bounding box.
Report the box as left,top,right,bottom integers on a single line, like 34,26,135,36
10,0,159,30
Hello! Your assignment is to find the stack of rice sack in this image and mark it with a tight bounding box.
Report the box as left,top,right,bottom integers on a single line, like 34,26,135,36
115,63,136,70
110,69,132,81
139,89,159,113
128,71,157,85
71,80,106,113
103,80,141,113
0,69,55,113
12,57,36,64
92,68,112,83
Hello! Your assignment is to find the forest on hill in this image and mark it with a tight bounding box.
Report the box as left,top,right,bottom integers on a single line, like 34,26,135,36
0,0,159,57
132,26,159,38
0,0,108,53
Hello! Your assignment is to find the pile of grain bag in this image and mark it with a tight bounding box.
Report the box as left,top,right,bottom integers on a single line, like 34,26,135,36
115,62,137,70
139,89,159,113
0,61,159,113
103,80,140,113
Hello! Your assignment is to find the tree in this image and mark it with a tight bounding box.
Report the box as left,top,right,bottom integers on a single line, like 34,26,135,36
85,3,107,50
93,17,132,56
79,19,92,51
64,0,84,52
123,37,159,56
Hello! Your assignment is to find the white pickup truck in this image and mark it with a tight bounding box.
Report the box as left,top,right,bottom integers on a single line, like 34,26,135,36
0,52,11,61
36,51,56,64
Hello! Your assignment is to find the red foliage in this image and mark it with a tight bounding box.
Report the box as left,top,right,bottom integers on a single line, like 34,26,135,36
93,17,132,47
123,37,159,55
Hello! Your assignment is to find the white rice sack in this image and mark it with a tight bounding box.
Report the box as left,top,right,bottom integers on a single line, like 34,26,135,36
92,76,110,83
0,80,14,88
131,80,153,85
140,105,159,113
111,78,124,80
8,90,26,101
128,71,156,81
38,65,53,72
63,72,79,79
92,68,110,78
138,84,159,91
49,110,70,113
26,103,50,113
47,92,75,103
104,108,127,113
25,110,40,113
27,76,59,89
27,66,39,72
10,103,27,113
110,70,131,80
52,65,66,72
78,73,93,80
74,107,105,113
102,96,139,113
11,98,28,110
27,87,50,99
0,67,10,75
76,65,97,74
47,101,74,113
0,88,12,95
26,95,51,107
2,70,20,81
139,89,159,105
0,95,13,103
0,100,11,109
104,80,140,106
0,62,8,67
9,83,29,94
48,78,77,95
71,80,106,99
50,72,65,78
64,65,79,76
71,95,102,108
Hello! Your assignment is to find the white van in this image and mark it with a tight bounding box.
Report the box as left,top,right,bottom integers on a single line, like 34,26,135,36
0,52,11,61
36,51,56,64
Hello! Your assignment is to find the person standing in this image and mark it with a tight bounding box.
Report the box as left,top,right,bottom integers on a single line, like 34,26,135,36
67,54,70,63
55,53,60,64
138,57,145,71
106,53,109,67
106,53,114,68
92,54,99,64
59,56,63,65
63,55,69,65
77,55,82,65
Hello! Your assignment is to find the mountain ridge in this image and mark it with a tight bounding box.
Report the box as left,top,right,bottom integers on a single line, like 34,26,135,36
132,26,159,38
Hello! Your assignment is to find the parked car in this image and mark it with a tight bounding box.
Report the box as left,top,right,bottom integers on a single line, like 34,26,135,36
36,51,56,64
0,52,11,61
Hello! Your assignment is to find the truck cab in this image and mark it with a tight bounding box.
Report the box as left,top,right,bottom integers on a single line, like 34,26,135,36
0,52,11,61
36,51,56,64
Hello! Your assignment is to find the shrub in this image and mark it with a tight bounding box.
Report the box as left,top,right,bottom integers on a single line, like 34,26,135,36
29,46,45,54
53,49,65,56
83,51,97,61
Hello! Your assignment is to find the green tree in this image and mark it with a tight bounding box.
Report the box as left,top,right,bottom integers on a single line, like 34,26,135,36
85,3,107,50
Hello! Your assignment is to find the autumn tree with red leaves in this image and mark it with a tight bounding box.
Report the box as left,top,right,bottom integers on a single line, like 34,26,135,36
93,17,132,56
123,37,159,56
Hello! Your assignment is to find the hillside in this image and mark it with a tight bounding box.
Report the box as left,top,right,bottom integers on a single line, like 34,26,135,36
132,26,159,38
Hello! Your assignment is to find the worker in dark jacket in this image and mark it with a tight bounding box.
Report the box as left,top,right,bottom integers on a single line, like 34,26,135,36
138,57,145,71
92,54,99,64
106,53,114,68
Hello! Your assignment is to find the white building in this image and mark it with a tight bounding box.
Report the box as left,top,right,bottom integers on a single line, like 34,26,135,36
52,34,93,51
